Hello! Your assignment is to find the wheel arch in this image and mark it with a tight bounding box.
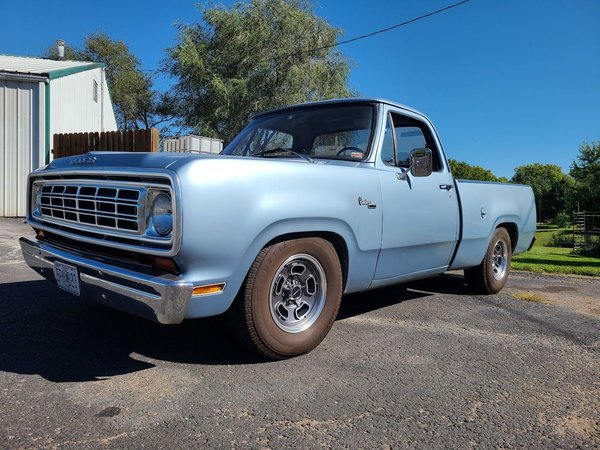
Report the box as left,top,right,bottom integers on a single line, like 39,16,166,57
263,231,350,291
496,221,518,252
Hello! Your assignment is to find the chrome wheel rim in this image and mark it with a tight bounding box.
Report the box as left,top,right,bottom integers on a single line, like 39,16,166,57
492,239,508,281
269,254,327,333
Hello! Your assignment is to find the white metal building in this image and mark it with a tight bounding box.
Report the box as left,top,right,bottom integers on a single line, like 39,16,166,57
0,55,117,216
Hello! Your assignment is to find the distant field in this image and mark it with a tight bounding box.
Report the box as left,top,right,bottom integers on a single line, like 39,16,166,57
512,225,600,277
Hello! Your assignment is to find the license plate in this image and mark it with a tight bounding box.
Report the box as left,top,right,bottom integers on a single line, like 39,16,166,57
54,261,81,296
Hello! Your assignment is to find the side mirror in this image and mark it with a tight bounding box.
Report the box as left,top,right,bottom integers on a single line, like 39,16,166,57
409,148,433,177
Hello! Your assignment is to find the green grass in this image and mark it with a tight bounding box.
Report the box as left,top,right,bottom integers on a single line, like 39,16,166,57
512,242,600,277
536,223,560,230
533,227,569,246
511,223,600,276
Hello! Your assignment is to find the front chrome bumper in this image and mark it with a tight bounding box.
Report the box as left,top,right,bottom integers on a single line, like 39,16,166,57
19,237,193,324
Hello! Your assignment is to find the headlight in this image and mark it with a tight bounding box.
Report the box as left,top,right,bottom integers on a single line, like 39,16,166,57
31,183,42,215
151,192,173,236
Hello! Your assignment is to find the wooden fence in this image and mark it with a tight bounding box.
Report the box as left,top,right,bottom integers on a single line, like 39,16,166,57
52,129,159,159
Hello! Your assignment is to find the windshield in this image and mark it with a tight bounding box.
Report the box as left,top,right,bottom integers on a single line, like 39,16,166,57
222,104,376,160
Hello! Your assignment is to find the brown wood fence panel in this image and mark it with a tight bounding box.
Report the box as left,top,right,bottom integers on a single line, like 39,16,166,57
52,129,158,159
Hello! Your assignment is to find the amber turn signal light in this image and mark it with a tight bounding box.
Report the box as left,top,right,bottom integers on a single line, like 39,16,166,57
152,257,178,272
192,283,225,296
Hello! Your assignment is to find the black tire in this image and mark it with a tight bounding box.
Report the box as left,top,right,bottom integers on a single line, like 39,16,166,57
465,227,512,294
228,238,343,359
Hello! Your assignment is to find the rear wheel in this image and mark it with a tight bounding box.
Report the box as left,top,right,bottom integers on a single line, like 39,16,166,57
465,227,512,294
229,238,343,359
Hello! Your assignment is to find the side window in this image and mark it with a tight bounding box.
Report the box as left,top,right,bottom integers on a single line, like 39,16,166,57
388,112,441,170
93,80,99,103
394,125,426,167
381,114,395,165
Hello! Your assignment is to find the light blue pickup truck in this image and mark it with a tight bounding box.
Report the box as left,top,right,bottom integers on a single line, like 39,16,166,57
20,99,536,358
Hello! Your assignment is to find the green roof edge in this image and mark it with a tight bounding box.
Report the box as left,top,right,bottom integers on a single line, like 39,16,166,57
47,62,105,80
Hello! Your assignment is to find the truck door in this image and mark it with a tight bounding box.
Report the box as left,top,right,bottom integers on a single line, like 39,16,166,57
374,111,460,281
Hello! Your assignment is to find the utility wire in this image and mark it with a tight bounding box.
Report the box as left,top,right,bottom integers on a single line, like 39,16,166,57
344,0,471,45
269,0,471,62
142,0,471,72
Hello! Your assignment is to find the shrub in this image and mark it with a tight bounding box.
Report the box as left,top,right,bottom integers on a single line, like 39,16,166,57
555,211,571,228
548,232,573,247
576,236,600,257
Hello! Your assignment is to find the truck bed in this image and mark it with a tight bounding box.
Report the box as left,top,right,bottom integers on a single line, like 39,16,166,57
450,180,536,270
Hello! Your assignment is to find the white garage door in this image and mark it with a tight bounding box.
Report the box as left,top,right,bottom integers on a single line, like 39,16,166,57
0,78,43,217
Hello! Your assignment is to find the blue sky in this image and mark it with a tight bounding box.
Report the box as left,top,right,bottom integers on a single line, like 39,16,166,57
1,0,598,178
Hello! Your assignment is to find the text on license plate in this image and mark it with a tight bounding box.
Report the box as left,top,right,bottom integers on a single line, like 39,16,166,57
54,261,81,296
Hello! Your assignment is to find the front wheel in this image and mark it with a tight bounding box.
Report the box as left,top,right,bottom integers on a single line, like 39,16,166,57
465,227,512,294
229,238,343,359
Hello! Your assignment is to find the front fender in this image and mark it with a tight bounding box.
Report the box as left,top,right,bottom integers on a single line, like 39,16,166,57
172,157,382,318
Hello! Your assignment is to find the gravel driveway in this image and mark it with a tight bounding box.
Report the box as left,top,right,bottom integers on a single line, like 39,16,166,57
1,218,598,448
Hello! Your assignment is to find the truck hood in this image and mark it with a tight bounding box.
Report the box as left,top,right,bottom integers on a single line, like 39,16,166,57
42,151,224,172
40,151,362,174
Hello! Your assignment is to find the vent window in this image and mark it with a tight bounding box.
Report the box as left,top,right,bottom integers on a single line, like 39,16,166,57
93,80,99,103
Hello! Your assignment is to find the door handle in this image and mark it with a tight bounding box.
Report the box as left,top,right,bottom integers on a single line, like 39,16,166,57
439,184,454,191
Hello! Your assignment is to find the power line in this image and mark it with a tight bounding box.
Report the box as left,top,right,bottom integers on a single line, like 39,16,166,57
269,0,472,62
343,0,471,46
142,0,471,72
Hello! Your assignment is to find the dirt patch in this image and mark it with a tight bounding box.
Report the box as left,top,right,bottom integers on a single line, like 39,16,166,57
506,272,600,317
512,292,548,304
557,414,599,437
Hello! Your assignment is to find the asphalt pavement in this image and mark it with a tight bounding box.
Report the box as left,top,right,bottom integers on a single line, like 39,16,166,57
1,218,599,449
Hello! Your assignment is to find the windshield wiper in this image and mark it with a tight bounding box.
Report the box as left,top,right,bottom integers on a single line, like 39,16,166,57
254,148,314,163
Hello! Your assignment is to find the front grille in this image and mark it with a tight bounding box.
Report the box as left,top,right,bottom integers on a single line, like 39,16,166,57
28,172,179,257
39,183,143,233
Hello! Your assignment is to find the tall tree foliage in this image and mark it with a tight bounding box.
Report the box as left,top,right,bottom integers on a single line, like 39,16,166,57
164,0,352,141
44,33,170,130
448,159,507,182
570,141,600,212
511,163,574,221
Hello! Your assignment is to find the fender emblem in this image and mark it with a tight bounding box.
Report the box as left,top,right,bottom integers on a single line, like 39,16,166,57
70,156,97,165
358,196,376,209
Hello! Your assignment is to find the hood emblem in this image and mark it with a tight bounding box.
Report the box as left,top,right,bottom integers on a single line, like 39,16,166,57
70,156,97,165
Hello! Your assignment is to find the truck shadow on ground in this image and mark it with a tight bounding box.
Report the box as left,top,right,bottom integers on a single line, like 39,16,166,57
0,275,466,382
337,273,469,319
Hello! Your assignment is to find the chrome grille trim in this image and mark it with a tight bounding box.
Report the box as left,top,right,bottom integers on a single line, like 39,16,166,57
38,183,143,233
27,170,182,257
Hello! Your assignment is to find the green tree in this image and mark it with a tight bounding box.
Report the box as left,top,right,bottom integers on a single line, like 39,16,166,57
570,141,600,212
44,33,170,130
448,159,502,182
164,0,352,141
511,163,573,221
